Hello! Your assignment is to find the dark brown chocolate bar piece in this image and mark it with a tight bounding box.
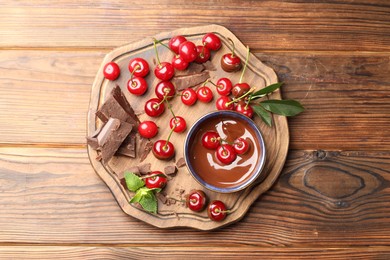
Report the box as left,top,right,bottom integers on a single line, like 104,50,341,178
172,70,210,91
117,131,136,158
92,118,133,163
96,85,139,126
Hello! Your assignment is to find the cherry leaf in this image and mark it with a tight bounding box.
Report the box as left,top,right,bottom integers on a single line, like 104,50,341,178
253,105,272,126
260,99,304,116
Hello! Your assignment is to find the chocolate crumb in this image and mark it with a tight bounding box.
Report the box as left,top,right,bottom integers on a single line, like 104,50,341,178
164,165,177,176
126,166,140,175
157,192,168,204
138,163,151,175
176,157,186,168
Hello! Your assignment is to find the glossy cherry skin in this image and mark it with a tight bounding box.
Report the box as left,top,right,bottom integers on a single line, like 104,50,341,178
181,88,197,106
208,200,227,222
103,62,120,80
216,96,234,111
172,55,189,71
201,131,220,150
216,78,233,96
144,171,167,189
138,121,158,139
144,98,165,117
232,82,251,98
179,41,198,63
152,140,175,160
235,101,254,118
202,33,222,51
221,53,242,72
195,45,211,63
169,116,187,133
233,137,250,155
128,58,149,77
169,35,187,54
127,77,148,96
216,144,237,164
186,190,207,212
196,86,213,103
154,62,175,81
155,81,176,100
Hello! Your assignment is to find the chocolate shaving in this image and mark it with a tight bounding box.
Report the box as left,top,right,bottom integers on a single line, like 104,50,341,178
138,163,151,175
172,70,210,91
176,157,186,168
157,192,168,204
138,135,153,162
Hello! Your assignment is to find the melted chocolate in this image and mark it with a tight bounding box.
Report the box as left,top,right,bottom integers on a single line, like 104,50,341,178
188,116,262,189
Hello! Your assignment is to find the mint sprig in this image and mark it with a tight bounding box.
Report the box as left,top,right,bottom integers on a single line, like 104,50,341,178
124,171,161,214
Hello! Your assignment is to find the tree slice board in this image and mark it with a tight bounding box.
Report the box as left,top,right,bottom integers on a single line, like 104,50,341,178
87,24,289,230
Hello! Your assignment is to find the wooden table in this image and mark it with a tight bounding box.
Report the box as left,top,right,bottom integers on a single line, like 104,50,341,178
1,1,389,259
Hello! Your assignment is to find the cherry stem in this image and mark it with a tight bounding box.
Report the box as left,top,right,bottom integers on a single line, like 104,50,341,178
166,100,177,120
166,196,186,203
164,125,176,150
227,38,236,58
130,64,140,80
202,79,209,87
140,173,166,180
239,46,250,84
153,38,161,66
155,38,177,56
208,80,222,90
226,87,256,106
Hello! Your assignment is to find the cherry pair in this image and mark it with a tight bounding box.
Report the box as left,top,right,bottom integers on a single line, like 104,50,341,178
127,57,150,96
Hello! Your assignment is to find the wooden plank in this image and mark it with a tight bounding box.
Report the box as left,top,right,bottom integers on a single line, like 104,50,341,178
1,50,388,150
0,147,389,246
0,246,389,259
0,1,389,51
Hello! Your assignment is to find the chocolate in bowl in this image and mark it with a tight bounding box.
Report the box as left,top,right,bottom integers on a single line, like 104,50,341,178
184,111,266,193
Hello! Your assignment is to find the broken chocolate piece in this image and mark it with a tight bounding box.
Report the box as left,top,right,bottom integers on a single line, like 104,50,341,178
93,118,133,163
138,135,153,162
176,157,186,168
174,62,204,76
86,127,103,150
138,163,151,175
172,70,210,91
117,131,136,158
96,85,139,126
202,60,217,71
126,166,140,176
164,165,177,176
156,192,168,204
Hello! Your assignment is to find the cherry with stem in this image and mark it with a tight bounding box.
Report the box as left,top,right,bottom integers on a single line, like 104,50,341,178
153,38,175,81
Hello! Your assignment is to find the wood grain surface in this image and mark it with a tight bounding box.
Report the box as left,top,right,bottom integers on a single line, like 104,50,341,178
0,0,389,258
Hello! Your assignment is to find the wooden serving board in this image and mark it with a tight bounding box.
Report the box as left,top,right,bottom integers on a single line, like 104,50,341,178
87,24,289,230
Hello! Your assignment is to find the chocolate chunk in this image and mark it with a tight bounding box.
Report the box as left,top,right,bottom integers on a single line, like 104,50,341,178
94,118,133,163
86,127,102,150
164,165,177,176
138,135,153,162
138,163,151,175
126,166,140,176
117,131,136,158
157,192,168,204
172,70,210,91
202,60,217,71
174,62,204,76
96,85,139,126
176,157,186,168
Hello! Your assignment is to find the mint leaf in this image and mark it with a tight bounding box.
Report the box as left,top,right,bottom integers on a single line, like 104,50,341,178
124,172,145,192
260,99,304,116
253,105,272,126
129,187,160,214
250,82,283,100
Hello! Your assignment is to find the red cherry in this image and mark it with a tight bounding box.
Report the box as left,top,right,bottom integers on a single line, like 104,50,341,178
207,200,228,222
169,35,187,54
127,77,148,96
181,88,197,106
144,98,165,117
154,62,174,81
216,78,233,96
169,116,187,133
144,171,167,189
103,62,120,80
179,41,198,63
128,58,149,78
235,101,254,118
233,137,250,155
172,55,189,71
152,140,175,160
138,121,158,139
216,144,237,164
196,86,213,103
201,131,220,150
221,53,242,72
202,33,222,51
155,81,176,100
216,96,234,111
195,45,211,63
186,190,207,212
232,82,251,98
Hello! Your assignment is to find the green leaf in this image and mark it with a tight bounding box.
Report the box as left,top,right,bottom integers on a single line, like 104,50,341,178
253,105,272,126
129,187,160,214
260,99,304,116
250,82,283,100
124,172,145,192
